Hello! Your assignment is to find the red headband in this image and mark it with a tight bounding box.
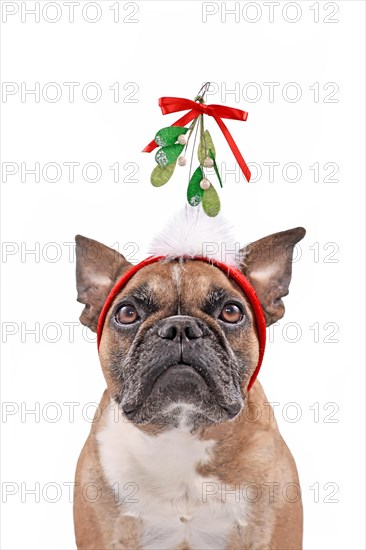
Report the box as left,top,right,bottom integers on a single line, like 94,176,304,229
97,256,266,391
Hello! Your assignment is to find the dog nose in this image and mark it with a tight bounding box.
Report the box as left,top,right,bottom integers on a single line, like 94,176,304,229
158,316,203,341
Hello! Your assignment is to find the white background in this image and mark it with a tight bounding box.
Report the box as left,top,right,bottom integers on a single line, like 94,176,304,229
1,1,365,549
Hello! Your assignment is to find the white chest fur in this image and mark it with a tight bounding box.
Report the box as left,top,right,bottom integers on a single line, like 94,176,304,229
96,402,248,550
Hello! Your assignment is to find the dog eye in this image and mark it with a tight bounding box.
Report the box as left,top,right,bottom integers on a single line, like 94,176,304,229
115,305,140,325
219,303,243,324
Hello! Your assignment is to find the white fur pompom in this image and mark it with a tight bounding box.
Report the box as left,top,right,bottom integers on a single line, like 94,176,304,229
148,206,240,265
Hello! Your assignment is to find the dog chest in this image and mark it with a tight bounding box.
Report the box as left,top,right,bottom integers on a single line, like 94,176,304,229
96,402,249,550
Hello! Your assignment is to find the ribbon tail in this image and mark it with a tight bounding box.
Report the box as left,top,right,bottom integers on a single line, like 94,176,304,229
142,110,200,153
212,114,251,182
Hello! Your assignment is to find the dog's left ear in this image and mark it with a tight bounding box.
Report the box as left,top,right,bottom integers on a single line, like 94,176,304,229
75,235,132,332
240,227,306,326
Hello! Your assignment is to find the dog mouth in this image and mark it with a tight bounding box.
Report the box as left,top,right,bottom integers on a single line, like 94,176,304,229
121,362,241,421
153,362,208,387
121,362,207,419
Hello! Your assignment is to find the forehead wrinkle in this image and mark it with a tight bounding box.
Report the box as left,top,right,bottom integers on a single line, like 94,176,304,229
178,261,255,321
203,286,231,309
106,268,175,311
171,262,183,288
128,282,153,300
170,262,183,314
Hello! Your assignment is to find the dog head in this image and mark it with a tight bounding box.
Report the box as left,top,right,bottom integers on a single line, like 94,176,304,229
75,226,305,430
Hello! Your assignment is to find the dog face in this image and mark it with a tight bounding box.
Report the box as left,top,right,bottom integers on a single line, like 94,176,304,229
97,261,260,429
75,227,305,430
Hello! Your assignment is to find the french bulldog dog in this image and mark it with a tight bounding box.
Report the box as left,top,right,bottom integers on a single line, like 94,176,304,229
73,221,305,550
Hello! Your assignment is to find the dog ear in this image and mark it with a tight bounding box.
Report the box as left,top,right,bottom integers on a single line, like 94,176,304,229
75,235,132,332
240,227,306,326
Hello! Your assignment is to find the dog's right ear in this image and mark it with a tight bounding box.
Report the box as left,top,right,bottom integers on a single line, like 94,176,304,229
75,235,133,332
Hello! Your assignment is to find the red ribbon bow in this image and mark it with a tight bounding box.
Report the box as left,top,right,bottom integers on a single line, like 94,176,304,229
143,96,251,182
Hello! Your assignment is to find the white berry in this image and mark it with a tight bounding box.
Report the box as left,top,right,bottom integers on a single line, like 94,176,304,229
177,134,188,145
200,178,210,190
203,157,214,168
178,156,187,166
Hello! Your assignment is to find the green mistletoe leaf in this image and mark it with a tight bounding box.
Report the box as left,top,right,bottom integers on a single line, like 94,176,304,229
198,129,216,164
198,138,206,165
155,144,184,167
204,130,216,157
155,126,188,147
187,166,204,207
151,161,177,187
209,149,222,188
202,182,221,217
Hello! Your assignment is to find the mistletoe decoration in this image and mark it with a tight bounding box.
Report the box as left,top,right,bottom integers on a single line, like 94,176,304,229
152,117,222,217
143,83,251,217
